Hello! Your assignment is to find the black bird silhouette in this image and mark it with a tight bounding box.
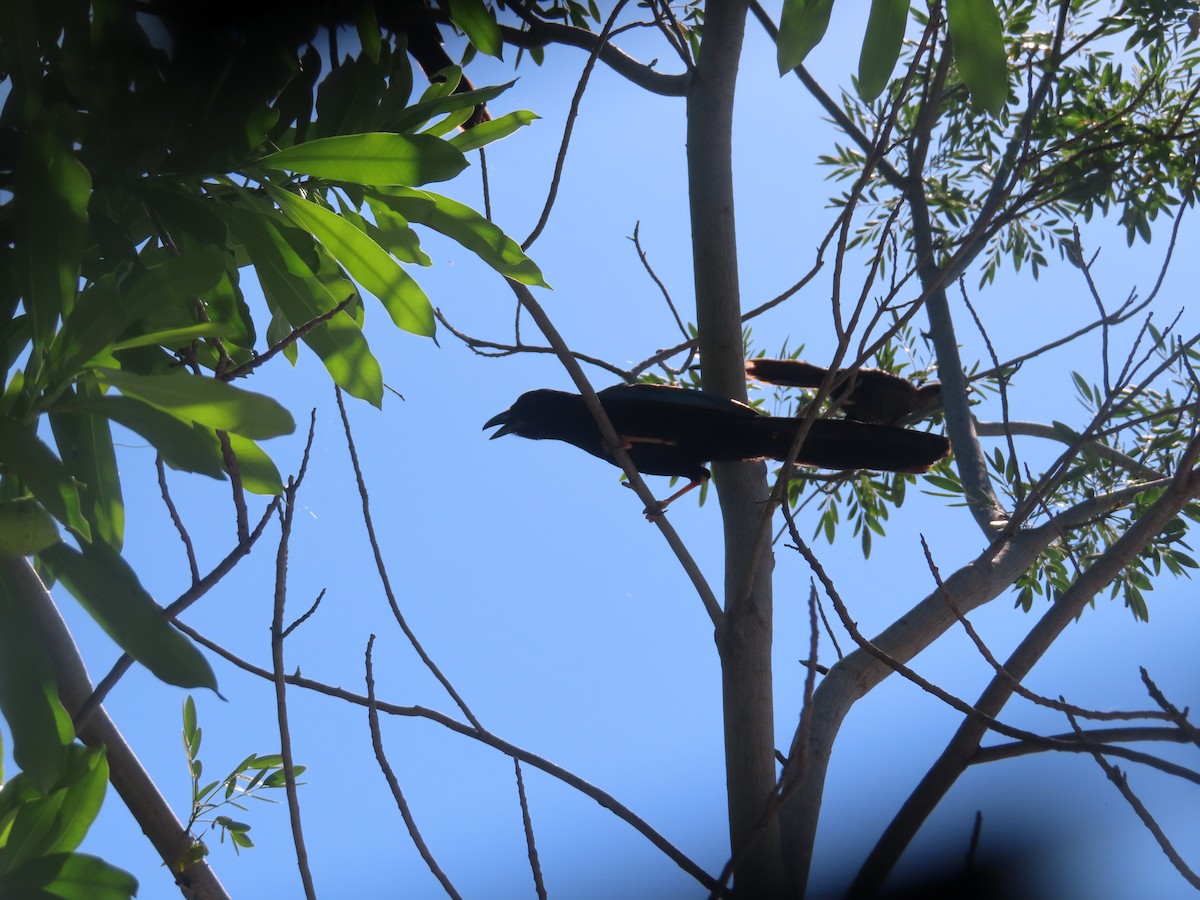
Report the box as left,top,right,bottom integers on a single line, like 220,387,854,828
746,359,942,425
485,383,950,511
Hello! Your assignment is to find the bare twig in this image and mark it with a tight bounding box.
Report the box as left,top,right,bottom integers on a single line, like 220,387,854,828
222,295,356,381
157,453,200,585
513,758,548,900
271,412,320,900
522,1,630,250
1066,710,1200,890
173,621,720,890
335,386,485,729
365,635,463,899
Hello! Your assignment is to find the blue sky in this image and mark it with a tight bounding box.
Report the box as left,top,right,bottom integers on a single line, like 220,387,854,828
38,5,1200,898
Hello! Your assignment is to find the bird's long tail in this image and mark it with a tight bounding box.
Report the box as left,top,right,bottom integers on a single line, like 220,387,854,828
745,416,950,474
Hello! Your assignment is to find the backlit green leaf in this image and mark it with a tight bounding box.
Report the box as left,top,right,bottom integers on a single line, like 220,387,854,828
371,187,546,286
449,110,540,153
270,187,436,337
858,0,910,101
96,369,294,440
0,560,73,791
445,0,503,58
222,202,384,406
41,542,218,691
777,0,835,74
258,133,467,186
0,418,90,541
946,0,1008,114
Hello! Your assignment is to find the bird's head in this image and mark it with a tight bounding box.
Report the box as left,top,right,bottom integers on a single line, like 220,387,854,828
483,389,582,440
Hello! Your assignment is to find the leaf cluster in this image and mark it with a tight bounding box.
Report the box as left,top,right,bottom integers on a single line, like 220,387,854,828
0,0,536,861
178,697,305,868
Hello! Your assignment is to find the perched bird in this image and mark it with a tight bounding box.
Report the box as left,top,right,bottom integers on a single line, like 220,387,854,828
485,383,950,512
746,358,942,426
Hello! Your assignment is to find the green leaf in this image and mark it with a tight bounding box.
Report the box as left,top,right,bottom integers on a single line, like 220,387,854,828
49,385,125,550
95,369,294,440
270,187,436,337
858,0,910,101
111,323,234,353
777,0,835,74
41,542,218,691
53,394,227,481
0,852,137,900
449,110,540,154
39,747,109,856
946,0,1008,114
370,187,547,286
222,202,384,406
257,133,468,186
225,434,284,496
444,0,503,58
0,561,73,791
0,418,90,541
388,80,515,134
15,117,91,350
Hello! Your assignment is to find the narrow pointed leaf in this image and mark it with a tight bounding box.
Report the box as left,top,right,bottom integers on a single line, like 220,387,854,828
49,386,125,550
0,560,73,792
777,0,835,74
52,394,228,480
225,434,284,496
449,110,540,153
257,133,467,186
96,369,294,440
445,0,503,57
946,0,1008,114
41,542,218,691
1,852,138,899
270,187,436,336
0,418,90,541
222,202,384,406
858,0,910,101
371,187,546,286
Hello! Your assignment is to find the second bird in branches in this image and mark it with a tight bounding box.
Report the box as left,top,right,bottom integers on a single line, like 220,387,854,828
486,362,949,513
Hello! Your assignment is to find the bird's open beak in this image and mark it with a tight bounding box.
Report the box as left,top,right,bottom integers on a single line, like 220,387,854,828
483,410,513,438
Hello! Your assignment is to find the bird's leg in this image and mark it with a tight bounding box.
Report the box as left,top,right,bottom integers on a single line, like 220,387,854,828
643,475,707,521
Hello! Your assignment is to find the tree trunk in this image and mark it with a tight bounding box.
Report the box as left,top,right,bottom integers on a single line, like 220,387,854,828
687,1,786,894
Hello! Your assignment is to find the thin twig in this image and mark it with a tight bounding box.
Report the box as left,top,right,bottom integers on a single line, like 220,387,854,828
222,295,356,381
73,496,281,730
513,758,548,900
335,386,485,730
1066,709,1200,890
157,453,200,585
270,411,320,900
173,621,719,890
522,1,630,250
365,635,463,899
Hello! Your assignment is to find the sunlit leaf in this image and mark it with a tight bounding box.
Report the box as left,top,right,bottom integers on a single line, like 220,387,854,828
257,133,467,186
449,110,540,153
371,187,547,286
270,187,436,337
223,200,383,406
41,542,218,691
96,369,295,441
49,384,124,550
54,393,228,481
0,561,73,791
444,0,503,57
777,0,835,74
858,0,910,101
225,434,284,496
946,0,1007,114
0,418,90,540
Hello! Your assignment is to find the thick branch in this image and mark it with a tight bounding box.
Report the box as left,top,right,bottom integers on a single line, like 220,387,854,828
8,557,230,900
849,443,1200,896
